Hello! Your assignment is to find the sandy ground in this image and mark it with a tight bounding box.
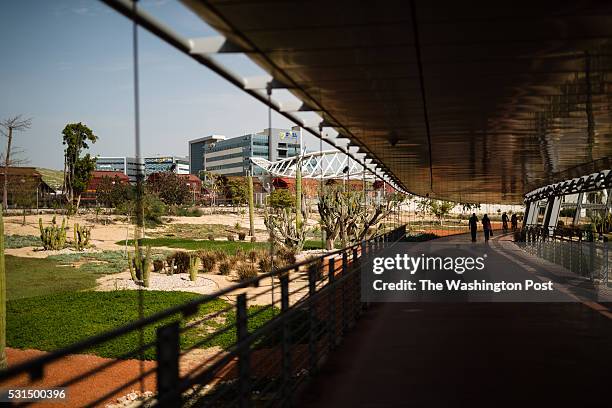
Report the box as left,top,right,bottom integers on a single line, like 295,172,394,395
2,211,300,256
1,346,225,408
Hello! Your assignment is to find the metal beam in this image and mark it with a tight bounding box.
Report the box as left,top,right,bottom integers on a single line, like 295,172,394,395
188,35,245,54
99,0,408,194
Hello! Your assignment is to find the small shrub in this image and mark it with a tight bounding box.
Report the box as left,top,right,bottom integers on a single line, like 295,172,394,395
238,232,246,241
198,251,216,272
258,256,272,274
247,250,259,263
207,234,215,241
235,249,246,261
236,263,258,281
268,188,294,209
276,247,296,265
153,259,165,272
227,234,235,241
167,251,190,274
171,206,202,217
234,222,241,230
273,257,290,272
218,261,232,275
213,249,229,263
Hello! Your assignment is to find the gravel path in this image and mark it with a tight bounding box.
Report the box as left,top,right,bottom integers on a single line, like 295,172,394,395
97,272,217,293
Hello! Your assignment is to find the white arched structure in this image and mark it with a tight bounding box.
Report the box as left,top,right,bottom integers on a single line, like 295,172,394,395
250,150,375,180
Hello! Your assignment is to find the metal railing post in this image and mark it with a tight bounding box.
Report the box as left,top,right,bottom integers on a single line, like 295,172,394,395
236,294,251,408
156,321,180,405
280,273,291,404
341,250,348,334
308,262,317,375
366,241,372,309
328,257,337,349
352,247,360,323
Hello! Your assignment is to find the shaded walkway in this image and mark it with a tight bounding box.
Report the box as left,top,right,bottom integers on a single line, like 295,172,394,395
297,234,612,407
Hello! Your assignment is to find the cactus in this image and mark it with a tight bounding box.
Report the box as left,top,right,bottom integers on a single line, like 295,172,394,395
247,172,255,238
128,240,151,287
142,245,151,287
295,157,302,230
317,186,402,249
127,251,137,282
188,255,198,281
264,195,309,251
73,222,91,251
39,217,67,250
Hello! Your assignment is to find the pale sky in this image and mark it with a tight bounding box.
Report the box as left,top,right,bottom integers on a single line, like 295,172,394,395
0,0,331,170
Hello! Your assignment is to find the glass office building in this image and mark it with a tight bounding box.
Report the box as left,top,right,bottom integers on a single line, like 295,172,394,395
96,156,188,182
189,128,301,176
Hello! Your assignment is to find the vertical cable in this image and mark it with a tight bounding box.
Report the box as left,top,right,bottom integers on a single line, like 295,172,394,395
131,0,145,392
319,124,324,250
409,0,434,193
267,86,275,311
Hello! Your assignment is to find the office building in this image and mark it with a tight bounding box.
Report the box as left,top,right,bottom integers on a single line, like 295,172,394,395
96,156,189,182
189,135,226,176
95,157,141,182
144,156,189,175
189,128,301,176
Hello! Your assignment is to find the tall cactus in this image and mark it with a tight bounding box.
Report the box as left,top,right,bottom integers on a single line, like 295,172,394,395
247,171,255,241
128,240,151,287
318,186,402,249
188,255,198,282
264,196,309,251
318,186,343,250
39,217,67,250
73,222,91,251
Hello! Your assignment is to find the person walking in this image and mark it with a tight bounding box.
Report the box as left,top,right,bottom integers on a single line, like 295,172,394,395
511,213,518,231
482,214,492,242
502,212,509,233
469,213,479,242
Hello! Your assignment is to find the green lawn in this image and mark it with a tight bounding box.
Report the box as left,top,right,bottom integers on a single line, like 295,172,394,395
7,291,229,359
6,255,99,300
5,251,153,300
7,290,316,359
150,223,265,240
118,237,330,252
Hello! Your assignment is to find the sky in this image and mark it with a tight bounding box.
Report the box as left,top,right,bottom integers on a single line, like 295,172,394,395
0,0,331,170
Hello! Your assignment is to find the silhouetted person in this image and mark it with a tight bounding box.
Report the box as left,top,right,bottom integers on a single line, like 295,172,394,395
469,213,479,242
502,212,509,233
482,214,492,242
511,213,518,231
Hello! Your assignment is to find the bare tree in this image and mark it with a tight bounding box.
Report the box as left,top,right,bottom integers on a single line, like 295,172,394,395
0,115,32,209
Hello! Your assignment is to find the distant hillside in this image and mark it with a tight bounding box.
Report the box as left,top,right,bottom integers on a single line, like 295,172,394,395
36,168,63,191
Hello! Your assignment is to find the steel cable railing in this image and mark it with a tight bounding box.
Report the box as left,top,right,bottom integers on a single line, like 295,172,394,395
515,226,609,284
0,225,406,407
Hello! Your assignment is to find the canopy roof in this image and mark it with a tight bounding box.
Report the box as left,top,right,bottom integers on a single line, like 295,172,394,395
182,0,612,203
